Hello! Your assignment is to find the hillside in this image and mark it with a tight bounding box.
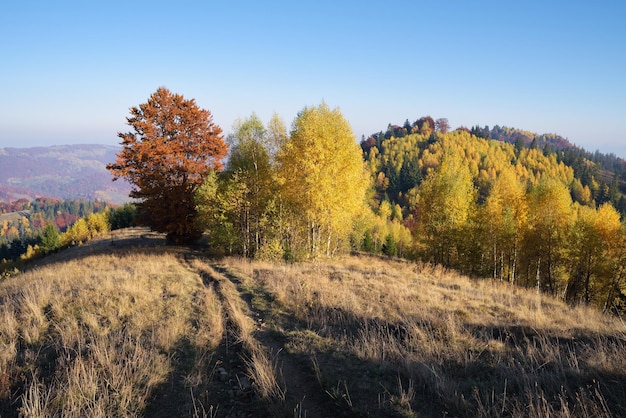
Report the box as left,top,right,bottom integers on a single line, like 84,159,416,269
0,228,624,417
0,145,131,205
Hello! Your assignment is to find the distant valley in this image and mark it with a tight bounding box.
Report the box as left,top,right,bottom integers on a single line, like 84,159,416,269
0,144,131,205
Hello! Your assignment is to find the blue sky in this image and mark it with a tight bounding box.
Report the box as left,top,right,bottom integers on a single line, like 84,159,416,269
1,1,625,157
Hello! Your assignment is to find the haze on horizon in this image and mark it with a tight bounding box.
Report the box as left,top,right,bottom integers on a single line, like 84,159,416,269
1,1,625,157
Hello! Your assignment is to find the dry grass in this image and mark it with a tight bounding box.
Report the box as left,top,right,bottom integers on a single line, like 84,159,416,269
0,249,223,417
219,255,626,417
2,229,625,417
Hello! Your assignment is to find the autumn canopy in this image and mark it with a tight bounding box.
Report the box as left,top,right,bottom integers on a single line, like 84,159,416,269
105,87,626,314
107,87,228,243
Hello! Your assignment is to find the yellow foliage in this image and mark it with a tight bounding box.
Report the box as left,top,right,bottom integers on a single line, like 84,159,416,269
86,212,110,238
595,203,622,250
61,218,90,246
277,102,368,257
417,153,475,263
20,244,39,261
378,200,392,220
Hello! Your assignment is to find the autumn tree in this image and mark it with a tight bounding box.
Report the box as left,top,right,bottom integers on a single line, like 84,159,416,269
266,112,288,162
107,87,228,243
416,152,475,265
524,179,573,294
594,204,626,311
435,118,450,134
61,218,89,246
482,166,528,282
413,116,435,135
565,205,600,304
565,203,623,305
277,102,368,258
223,114,275,256
85,212,110,239
195,170,244,254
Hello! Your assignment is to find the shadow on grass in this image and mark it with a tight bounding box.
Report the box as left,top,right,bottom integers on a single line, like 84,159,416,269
241,283,626,418
312,303,626,416
142,337,223,418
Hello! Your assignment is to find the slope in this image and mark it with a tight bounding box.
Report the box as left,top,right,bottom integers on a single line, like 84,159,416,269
0,228,625,417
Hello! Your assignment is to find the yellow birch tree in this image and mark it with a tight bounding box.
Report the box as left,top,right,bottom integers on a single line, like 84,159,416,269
483,166,528,282
525,178,573,294
416,152,475,266
277,103,368,258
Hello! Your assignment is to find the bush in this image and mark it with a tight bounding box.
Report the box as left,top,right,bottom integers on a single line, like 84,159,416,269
39,224,61,253
255,239,284,262
382,233,397,256
108,204,137,230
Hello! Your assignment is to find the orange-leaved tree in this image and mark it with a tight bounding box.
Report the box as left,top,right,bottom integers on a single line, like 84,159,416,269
107,87,228,243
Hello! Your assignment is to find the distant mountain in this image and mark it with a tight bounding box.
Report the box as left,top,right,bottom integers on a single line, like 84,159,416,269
0,144,131,205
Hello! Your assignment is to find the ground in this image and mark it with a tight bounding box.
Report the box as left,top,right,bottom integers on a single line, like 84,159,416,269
0,227,625,417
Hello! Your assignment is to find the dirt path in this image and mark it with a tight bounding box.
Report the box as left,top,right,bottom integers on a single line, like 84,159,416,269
182,254,341,418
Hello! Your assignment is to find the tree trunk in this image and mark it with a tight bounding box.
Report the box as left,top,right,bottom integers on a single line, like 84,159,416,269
511,239,518,285
326,229,332,258
493,237,497,280
536,256,541,294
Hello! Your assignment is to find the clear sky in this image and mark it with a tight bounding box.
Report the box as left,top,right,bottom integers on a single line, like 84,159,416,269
1,1,625,157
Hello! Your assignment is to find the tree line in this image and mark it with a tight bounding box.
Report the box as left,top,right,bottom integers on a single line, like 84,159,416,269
363,127,626,313
1,198,114,269
0,198,110,243
0,203,137,275
96,87,626,314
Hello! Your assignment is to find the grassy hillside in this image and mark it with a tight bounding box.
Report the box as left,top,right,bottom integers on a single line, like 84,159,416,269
0,229,625,417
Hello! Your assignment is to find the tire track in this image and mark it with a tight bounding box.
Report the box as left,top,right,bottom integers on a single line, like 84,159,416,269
180,254,285,417
182,254,340,418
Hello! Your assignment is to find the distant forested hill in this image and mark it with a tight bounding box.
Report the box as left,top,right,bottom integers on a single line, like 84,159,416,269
0,144,131,204
468,124,626,174
364,119,626,214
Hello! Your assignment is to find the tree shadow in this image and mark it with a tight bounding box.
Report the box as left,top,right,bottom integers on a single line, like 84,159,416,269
264,299,626,417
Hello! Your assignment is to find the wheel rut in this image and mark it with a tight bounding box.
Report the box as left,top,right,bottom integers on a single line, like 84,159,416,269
181,254,341,418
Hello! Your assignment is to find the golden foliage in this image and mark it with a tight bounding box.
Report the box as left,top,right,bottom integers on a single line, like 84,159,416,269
417,152,475,264
277,103,368,257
